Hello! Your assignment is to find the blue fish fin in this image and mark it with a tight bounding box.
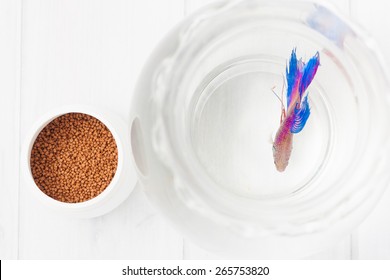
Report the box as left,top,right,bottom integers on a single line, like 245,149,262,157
290,95,311,134
299,52,320,95
286,48,302,108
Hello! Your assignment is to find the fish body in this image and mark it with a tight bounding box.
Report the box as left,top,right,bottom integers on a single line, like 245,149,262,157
272,49,320,172
272,109,295,172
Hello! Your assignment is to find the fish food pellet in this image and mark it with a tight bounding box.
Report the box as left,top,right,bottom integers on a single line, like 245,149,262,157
30,113,118,203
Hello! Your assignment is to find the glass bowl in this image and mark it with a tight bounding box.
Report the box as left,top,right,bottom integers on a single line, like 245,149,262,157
130,0,390,258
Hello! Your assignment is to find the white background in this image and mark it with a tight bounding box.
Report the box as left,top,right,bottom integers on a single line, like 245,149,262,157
1,0,390,259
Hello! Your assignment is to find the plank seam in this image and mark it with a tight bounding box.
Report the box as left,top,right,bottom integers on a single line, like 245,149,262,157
16,0,23,260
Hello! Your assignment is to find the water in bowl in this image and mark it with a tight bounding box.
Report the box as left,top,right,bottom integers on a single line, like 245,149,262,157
190,54,357,199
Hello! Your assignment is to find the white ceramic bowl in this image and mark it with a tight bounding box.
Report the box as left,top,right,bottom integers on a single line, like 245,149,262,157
21,105,136,218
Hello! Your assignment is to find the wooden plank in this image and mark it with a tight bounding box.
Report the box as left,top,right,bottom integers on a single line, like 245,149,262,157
349,0,390,259
351,0,390,65
183,235,353,260
183,242,219,260
19,0,185,259
307,237,352,260
183,236,353,259
326,0,390,260
184,0,351,15
328,0,350,13
0,0,21,259
184,0,216,15
352,188,390,259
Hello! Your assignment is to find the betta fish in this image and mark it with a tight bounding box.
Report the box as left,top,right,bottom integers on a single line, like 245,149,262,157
272,49,320,172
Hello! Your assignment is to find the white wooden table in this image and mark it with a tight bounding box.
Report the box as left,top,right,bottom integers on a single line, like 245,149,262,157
1,0,390,259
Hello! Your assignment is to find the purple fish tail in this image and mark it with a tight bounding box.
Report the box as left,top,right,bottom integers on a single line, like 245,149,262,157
299,52,320,94
289,50,320,134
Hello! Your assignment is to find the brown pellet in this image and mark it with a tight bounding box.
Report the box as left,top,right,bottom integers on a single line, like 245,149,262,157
30,113,118,203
